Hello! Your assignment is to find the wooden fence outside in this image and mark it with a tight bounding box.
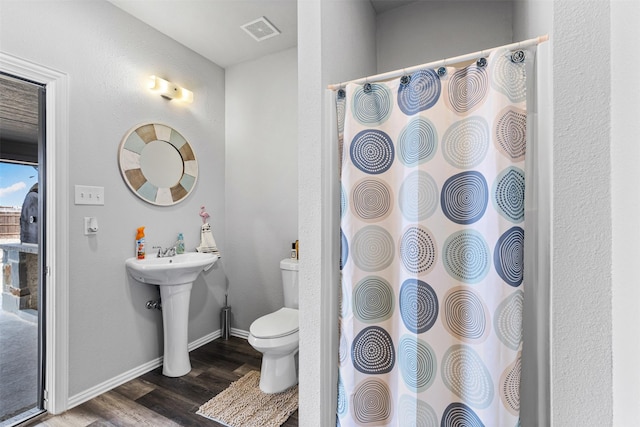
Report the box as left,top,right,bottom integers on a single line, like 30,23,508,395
0,210,20,239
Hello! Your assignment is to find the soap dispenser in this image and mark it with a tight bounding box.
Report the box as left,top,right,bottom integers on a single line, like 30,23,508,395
176,233,185,254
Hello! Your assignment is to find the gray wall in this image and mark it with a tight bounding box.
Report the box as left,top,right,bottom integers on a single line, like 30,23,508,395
551,1,613,425
376,1,513,73
612,1,640,424
513,0,553,40
0,0,226,397
224,47,298,331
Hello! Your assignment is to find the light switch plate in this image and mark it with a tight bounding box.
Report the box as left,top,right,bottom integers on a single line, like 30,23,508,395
75,185,104,205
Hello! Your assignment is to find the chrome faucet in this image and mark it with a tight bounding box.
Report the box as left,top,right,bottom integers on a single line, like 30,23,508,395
152,245,176,258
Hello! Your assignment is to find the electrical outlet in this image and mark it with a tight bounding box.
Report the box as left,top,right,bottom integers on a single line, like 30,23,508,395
75,185,104,205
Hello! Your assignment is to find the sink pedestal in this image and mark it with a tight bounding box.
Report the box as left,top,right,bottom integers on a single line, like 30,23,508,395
159,282,193,377
125,252,218,378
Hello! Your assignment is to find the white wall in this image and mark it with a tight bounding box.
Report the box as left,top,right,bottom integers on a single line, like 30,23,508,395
224,47,298,331
376,1,513,73
551,0,612,425
298,0,376,424
612,0,640,424
0,0,226,401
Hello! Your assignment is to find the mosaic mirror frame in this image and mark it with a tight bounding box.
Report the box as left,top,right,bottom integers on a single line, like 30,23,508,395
118,123,198,206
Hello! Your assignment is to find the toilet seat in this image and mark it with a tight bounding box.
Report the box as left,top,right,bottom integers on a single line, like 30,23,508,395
249,307,299,339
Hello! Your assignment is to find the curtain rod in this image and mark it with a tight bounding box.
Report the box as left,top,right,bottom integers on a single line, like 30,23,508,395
327,34,549,90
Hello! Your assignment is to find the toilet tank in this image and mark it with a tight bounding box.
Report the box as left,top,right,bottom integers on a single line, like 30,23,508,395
280,258,299,309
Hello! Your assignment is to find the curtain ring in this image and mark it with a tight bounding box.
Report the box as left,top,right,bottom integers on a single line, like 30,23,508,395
337,84,346,99
476,50,487,67
510,41,526,63
400,69,411,85
363,80,372,93
511,50,526,63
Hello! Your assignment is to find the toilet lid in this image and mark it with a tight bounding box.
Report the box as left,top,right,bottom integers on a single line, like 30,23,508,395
250,307,299,339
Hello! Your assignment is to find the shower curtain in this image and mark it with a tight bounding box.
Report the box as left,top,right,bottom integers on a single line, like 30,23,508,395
337,47,532,426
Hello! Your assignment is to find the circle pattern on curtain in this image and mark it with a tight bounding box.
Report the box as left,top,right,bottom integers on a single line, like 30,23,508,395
397,69,441,115
353,276,395,323
441,344,494,409
494,226,524,286
443,230,491,283
442,287,490,343
494,290,524,350
399,278,439,333
398,395,438,426
398,335,437,392
491,53,527,102
350,129,395,174
494,106,527,161
351,379,393,424
352,83,394,125
493,167,525,222
399,225,437,274
441,402,484,427
445,65,489,115
340,229,349,270
351,178,394,222
351,326,396,374
351,225,395,272
441,171,489,224
397,117,438,166
442,116,490,168
500,354,522,415
399,171,439,221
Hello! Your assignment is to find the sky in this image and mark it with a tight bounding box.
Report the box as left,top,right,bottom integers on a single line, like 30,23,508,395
0,162,38,208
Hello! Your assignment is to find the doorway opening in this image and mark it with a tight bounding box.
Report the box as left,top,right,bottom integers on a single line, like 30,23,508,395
0,73,46,427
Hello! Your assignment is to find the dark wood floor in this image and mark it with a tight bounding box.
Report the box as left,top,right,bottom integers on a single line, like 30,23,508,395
27,337,298,427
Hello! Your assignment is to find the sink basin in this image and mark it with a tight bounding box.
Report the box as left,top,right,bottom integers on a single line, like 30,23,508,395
125,251,219,377
125,252,218,285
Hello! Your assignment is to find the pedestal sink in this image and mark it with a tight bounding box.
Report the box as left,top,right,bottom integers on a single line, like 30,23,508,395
125,252,218,377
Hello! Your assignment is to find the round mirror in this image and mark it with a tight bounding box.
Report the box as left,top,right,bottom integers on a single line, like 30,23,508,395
118,123,198,206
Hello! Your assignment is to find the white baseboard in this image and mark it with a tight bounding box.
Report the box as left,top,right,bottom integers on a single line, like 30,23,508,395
67,330,224,409
230,327,249,339
188,330,222,351
67,355,163,409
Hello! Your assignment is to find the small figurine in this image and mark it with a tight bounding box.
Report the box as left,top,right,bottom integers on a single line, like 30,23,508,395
197,206,219,254
199,206,210,224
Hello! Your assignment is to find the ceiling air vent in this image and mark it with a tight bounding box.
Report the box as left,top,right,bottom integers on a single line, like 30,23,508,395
241,16,280,42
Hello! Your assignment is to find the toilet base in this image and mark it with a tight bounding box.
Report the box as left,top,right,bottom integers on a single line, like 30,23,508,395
258,351,298,394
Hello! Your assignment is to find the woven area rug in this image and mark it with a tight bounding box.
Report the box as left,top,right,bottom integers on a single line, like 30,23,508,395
197,371,298,427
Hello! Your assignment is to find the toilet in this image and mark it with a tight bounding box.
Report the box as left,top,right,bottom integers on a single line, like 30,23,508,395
248,258,299,393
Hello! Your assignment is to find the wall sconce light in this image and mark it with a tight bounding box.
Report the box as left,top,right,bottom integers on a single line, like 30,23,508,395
147,75,193,103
